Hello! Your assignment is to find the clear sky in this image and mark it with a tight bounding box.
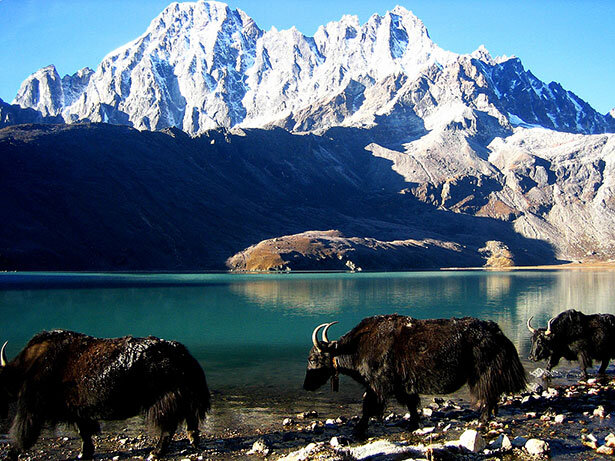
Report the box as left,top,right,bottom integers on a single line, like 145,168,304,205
0,0,613,113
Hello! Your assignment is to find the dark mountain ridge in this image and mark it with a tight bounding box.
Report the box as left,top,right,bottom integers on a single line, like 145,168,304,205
0,123,559,271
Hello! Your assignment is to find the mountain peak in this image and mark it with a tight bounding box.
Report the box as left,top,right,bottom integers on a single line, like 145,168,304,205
471,45,493,62
11,1,614,137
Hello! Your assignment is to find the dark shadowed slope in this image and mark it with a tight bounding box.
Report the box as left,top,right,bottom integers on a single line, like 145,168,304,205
0,123,561,271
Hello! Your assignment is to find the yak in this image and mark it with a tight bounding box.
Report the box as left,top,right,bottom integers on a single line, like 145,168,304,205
0,330,210,460
527,309,615,379
304,314,526,439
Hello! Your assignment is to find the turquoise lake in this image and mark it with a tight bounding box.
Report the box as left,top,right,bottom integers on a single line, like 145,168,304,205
2,269,615,396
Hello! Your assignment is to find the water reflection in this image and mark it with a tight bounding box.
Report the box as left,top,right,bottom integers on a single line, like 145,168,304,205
1,271,615,390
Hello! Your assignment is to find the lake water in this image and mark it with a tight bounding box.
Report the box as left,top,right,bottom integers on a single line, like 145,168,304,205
2,270,615,434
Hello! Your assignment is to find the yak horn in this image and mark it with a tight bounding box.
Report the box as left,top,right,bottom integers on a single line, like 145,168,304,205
322,322,338,343
312,323,329,350
545,317,555,335
1,341,7,367
526,316,537,334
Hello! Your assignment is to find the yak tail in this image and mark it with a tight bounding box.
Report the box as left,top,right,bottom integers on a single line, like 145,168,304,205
469,332,527,411
146,385,211,434
10,408,43,451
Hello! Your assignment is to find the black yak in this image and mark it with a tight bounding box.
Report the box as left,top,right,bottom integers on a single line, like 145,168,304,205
0,330,210,460
527,309,615,379
304,314,526,438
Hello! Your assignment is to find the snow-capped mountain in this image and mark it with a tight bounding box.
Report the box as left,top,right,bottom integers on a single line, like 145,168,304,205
13,1,614,136
4,1,615,270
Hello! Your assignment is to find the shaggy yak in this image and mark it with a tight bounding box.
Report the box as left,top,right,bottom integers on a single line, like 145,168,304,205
304,314,526,438
0,330,210,460
528,309,615,378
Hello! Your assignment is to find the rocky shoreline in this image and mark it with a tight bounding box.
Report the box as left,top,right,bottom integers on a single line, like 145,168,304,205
3,371,615,460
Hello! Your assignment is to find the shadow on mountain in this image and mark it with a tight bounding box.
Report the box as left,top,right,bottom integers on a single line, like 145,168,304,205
0,122,558,271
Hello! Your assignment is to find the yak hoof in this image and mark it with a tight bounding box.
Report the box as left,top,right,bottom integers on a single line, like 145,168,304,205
402,419,420,432
352,427,368,441
188,430,200,448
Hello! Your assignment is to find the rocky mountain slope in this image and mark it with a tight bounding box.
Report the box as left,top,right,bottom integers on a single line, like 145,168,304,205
1,121,613,271
2,1,614,270
0,98,63,128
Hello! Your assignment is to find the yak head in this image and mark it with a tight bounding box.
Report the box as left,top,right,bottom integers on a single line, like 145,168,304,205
0,341,15,418
303,322,340,392
527,316,556,362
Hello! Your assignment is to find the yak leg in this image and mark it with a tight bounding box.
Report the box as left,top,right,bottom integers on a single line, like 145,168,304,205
579,352,592,380
478,400,498,422
598,358,610,375
76,420,100,460
395,392,420,431
148,422,177,460
353,390,385,440
185,414,200,449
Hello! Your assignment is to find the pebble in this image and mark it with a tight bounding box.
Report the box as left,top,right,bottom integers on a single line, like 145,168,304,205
247,438,270,456
525,438,550,456
489,433,512,451
422,408,433,417
458,429,485,453
542,387,559,398
512,436,527,447
329,436,350,448
414,427,435,436
597,445,615,455
582,433,599,449
554,414,565,424
593,405,607,418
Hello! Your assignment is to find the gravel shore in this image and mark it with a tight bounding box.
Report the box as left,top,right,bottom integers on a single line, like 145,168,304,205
3,370,615,460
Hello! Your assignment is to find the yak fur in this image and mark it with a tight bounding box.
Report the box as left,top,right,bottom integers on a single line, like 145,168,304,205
529,309,615,378
304,314,526,438
0,330,210,459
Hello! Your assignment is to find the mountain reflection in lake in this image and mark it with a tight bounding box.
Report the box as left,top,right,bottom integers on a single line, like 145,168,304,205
1,270,615,394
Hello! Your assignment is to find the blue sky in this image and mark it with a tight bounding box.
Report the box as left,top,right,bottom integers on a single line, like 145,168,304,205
0,0,613,113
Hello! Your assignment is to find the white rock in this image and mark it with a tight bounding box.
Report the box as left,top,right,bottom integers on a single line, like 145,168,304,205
277,442,319,461
330,436,350,448
525,438,549,456
490,434,512,451
283,417,293,426
554,414,565,423
247,439,270,456
414,426,435,436
458,429,486,453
